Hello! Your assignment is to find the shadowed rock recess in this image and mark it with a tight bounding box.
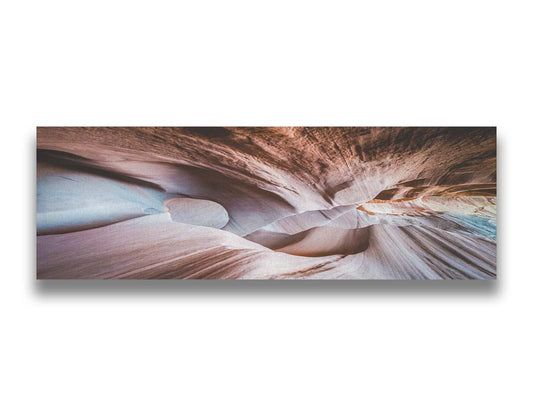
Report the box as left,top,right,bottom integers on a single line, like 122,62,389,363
36,127,496,279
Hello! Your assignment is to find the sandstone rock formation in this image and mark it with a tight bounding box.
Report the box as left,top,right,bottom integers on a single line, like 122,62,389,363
36,127,496,279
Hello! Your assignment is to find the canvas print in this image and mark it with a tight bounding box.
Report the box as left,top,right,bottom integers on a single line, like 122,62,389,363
36,127,496,279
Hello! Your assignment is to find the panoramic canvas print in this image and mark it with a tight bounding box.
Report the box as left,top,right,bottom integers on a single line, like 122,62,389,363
36,127,496,279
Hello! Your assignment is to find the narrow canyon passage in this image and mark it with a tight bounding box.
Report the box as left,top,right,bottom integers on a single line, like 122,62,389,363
36,127,496,279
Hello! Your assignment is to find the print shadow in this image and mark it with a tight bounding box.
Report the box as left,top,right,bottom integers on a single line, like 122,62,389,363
34,278,499,298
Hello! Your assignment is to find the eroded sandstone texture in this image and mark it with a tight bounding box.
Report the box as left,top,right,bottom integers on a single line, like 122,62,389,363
36,127,496,279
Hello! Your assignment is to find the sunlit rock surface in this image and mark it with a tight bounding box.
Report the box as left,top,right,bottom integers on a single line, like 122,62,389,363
36,127,496,279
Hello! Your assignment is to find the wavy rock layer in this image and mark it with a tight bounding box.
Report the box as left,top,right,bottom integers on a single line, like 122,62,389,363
36,127,496,279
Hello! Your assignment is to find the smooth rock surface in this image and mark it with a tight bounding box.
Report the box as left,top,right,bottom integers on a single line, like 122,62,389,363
36,127,497,279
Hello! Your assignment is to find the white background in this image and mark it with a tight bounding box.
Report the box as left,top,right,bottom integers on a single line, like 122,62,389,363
1,1,531,399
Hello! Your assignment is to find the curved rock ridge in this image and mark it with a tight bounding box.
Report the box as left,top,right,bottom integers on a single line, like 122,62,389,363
36,127,497,279
36,214,494,279
246,225,371,257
